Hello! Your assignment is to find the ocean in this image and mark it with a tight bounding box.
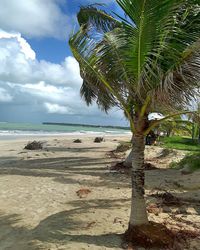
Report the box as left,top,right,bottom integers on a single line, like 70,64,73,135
0,122,131,139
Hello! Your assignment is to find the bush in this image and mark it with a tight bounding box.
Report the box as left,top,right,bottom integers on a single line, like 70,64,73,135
170,152,200,172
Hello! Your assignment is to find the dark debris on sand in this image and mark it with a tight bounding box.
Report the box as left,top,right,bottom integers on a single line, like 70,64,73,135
76,188,91,198
122,221,200,250
73,139,82,143
151,191,181,206
24,141,43,150
110,161,157,174
94,137,104,143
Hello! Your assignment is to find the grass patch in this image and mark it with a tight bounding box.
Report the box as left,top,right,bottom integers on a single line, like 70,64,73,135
170,152,200,172
159,136,200,152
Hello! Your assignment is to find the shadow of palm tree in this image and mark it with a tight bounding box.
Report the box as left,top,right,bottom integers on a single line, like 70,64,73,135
0,198,129,249
0,213,43,250
33,198,128,248
46,146,109,153
0,154,130,188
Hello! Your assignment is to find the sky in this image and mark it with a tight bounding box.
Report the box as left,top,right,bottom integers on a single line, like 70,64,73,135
0,0,128,126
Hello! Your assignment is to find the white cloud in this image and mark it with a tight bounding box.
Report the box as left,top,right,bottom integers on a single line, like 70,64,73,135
0,87,13,102
38,57,82,86
0,30,85,115
0,31,82,87
14,81,97,115
17,81,77,104
0,29,125,125
44,102,73,114
0,29,35,60
0,0,115,39
0,0,72,39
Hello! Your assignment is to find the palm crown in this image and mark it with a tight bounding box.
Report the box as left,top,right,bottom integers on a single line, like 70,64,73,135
70,0,200,133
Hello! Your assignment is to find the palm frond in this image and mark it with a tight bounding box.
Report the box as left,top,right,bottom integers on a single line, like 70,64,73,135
69,27,136,130
77,6,121,33
70,0,200,129
69,28,124,109
80,80,114,112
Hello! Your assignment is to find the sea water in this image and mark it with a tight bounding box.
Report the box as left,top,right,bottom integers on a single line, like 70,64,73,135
0,122,131,139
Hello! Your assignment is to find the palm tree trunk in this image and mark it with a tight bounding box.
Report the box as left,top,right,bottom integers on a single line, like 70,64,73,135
129,134,148,228
124,149,133,167
124,135,134,167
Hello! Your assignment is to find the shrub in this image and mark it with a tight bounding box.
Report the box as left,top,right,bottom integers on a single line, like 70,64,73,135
170,153,200,172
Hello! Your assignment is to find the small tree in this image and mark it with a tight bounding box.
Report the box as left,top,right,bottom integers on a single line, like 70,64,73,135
159,116,192,137
188,102,200,142
70,0,200,245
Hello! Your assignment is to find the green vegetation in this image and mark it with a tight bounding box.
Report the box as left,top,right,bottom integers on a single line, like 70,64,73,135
160,136,200,152
170,152,200,172
70,0,200,245
159,118,192,137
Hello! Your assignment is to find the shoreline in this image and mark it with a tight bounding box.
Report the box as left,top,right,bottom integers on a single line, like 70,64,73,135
0,132,131,141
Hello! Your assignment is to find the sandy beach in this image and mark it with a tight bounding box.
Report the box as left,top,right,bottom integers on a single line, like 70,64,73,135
0,135,200,250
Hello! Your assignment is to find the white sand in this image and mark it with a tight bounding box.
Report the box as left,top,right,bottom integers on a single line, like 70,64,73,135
0,135,199,250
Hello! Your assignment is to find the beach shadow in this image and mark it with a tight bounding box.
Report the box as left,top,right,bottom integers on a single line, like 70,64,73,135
0,153,130,188
0,156,20,162
32,198,127,248
0,198,128,249
0,213,43,250
0,155,112,169
46,146,109,153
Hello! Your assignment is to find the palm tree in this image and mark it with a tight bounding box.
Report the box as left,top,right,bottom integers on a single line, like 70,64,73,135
188,102,200,142
70,0,200,244
159,116,192,137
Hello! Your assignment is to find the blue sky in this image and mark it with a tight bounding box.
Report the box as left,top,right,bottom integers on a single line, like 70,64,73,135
0,0,128,126
28,1,122,63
